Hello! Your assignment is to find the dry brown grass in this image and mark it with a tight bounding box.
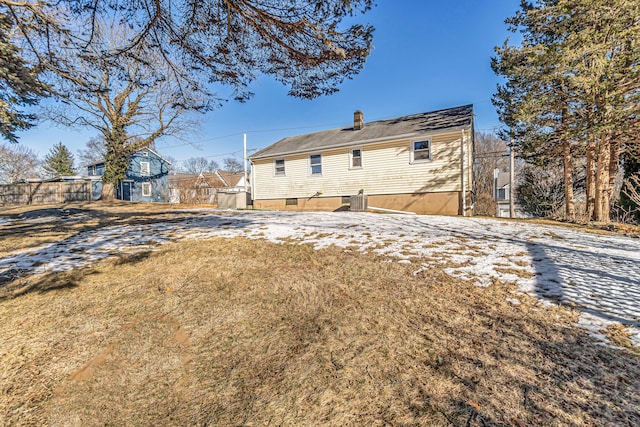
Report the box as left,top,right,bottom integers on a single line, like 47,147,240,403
0,202,202,257
1,236,639,426
500,216,640,238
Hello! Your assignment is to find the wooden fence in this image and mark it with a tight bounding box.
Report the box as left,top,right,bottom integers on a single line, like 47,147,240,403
0,181,92,206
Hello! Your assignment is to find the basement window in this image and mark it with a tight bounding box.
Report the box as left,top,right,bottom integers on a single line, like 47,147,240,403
341,196,351,205
285,198,298,206
274,159,285,176
310,154,322,175
142,182,152,197
411,139,431,163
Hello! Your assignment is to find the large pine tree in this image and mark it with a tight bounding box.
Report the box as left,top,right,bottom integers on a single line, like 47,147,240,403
493,0,640,222
0,12,47,142
43,142,75,177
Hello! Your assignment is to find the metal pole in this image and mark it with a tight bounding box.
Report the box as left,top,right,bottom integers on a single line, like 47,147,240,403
243,133,248,193
509,138,515,218
461,129,466,217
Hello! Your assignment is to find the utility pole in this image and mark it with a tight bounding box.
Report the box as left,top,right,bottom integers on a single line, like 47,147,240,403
243,133,248,194
509,133,515,218
461,129,466,217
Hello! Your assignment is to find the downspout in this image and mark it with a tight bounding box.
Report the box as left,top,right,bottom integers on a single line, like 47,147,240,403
461,129,466,217
250,160,255,203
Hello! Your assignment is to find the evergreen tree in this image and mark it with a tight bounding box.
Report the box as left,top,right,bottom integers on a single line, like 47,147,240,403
43,142,75,177
0,12,48,142
493,0,640,222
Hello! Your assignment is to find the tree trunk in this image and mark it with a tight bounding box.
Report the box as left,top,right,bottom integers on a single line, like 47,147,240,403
586,141,596,221
594,135,611,222
101,182,115,201
562,138,575,221
609,138,621,201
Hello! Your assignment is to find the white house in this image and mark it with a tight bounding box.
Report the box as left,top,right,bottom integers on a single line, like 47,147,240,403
249,105,474,216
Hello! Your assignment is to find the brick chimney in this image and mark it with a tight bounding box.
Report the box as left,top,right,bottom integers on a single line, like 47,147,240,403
354,110,364,130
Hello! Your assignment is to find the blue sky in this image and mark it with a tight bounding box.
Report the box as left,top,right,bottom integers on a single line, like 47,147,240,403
20,1,521,167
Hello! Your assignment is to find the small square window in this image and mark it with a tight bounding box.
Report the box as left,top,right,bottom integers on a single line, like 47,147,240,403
411,140,431,162
341,196,351,205
285,198,298,206
275,159,285,176
351,148,362,168
142,182,152,197
140,161,150,176
310,154,322,175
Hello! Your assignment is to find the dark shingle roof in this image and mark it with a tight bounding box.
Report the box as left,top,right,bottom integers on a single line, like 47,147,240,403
250,104,473,160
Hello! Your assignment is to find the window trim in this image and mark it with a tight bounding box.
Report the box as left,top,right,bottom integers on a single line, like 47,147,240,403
349,147,363,169
141,182,152,197
274,158,286,176
410,139,432,163
140,161,151,176
309,153,322,176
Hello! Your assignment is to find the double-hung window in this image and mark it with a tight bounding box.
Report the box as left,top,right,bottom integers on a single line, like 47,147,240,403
140,161,150,176
274,159,285,176
350,148,362,169
142,182,152,197
411,140,431,163
310,154,322,175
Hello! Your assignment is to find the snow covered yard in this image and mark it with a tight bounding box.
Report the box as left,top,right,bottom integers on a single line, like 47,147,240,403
1,209,639,346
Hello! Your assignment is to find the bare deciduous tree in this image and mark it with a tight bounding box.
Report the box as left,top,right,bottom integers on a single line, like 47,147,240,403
0,143,41,183
180,157,220,175
223,157,243,173
43,22,206,192
76,136,107,170
473,132,508,216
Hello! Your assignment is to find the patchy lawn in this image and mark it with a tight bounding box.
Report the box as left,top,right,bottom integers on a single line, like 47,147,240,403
1,236,639,426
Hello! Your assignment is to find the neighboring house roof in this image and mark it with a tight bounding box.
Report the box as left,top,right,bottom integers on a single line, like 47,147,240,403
85,147,172,167
250,104,473,160
496,172,510,189
216,170,245,187
168,172,227,189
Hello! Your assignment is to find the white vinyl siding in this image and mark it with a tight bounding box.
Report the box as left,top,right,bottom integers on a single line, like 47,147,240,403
252,129,470,200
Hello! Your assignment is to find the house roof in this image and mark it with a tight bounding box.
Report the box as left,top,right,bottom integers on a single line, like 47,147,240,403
85,147,172,167
168,172,227,188
496,172,511,189
216,170,245,187
250,104,473,160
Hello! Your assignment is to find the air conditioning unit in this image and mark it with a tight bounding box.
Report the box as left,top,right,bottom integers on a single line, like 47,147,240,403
350,193,368,212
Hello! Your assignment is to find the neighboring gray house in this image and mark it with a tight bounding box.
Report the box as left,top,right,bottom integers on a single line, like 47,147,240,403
495,171,512,218
494,171,529,218
87,148,171,202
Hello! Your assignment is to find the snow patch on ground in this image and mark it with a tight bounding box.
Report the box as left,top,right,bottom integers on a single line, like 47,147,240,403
1,210,639,347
